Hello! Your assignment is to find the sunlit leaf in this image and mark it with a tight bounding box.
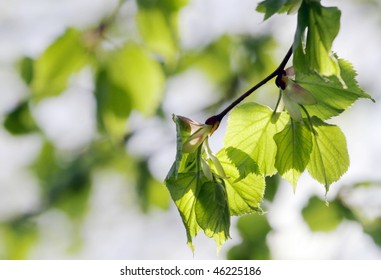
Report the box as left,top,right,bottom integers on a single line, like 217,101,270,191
294,2,341,77
177,35,234,84
256,0,302,20
94,69,131,140
296,59,374,120
1,222,38,259
195,181,230,250
165,115,229,250
224,103,289,176
95,43,165,140
136,0,188,63
165,172,202,251
217,149,265,216
307,117,349,192
136,9,178,63
136,160,170,212
32,28,89,100
274,120,312,189
105,43,165,116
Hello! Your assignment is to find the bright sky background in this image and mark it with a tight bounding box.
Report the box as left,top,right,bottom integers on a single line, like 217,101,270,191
0,0,380,259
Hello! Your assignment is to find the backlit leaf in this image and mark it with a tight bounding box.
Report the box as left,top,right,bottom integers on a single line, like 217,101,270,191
294,2,341,77
105,43,164,116
95,43,165,140
195,181,230,250
217,149,265,216
297,59,374,120
165,172,202,251
165,116,230,250
274,120,312,189
256,0,302,20
136,0,188,63
307,117,349,192
32,28,89,100
224,103,289,176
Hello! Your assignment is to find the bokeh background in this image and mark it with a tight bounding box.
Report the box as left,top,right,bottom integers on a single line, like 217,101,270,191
0,0,380,259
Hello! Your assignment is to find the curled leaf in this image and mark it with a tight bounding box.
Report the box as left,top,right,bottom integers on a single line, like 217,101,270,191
174,115,213,153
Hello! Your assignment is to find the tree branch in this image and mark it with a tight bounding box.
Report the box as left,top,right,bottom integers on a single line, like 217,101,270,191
205,45,293,129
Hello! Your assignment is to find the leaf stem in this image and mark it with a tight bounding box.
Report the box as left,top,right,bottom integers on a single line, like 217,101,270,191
273,89,283,113
205,45,293,128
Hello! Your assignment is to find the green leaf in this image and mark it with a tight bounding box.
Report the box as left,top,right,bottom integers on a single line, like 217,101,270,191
294,2,341,77
195,181,230,250
95,43,165,140
94,69,131,140
307,4,341,76
274,120,313,189
3,101,39,135
165,116,229,250
256,0,302,20
17,56,34,85
227,214,271,260
136,0,188,12
217,149,265,216
136,0,188,63
136,8,178,63
225,147,260,182
297,59,374,120
32,28,89,100
105,43,165,116
307,117,349,192
177,35,234,84
256,0,287,19
302,196,355,232
165,172,202,251
224,103,290,176
136,160,170,212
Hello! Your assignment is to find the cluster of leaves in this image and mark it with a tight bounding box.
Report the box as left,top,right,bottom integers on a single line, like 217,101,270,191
165,0,374,251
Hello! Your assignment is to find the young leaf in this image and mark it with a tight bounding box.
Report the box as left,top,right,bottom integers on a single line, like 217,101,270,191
32,28,89,101
294,2,341,77
274,120,313,189
296,59,374,120
94,69,132,140
105,43,165,116
307,117,349,192
224,103,290,176
256,0,302,20
165,115,230,250
136,0,188,63
225,147,260,182
195,181,230,250
165,172,202,251
217,149,265,216
256,0,288,20
306,3,341,76
95,43,165,140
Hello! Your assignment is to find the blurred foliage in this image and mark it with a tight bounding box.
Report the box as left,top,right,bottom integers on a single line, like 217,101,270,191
302,182,381,247
227,214,271,260
0,0,380,259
